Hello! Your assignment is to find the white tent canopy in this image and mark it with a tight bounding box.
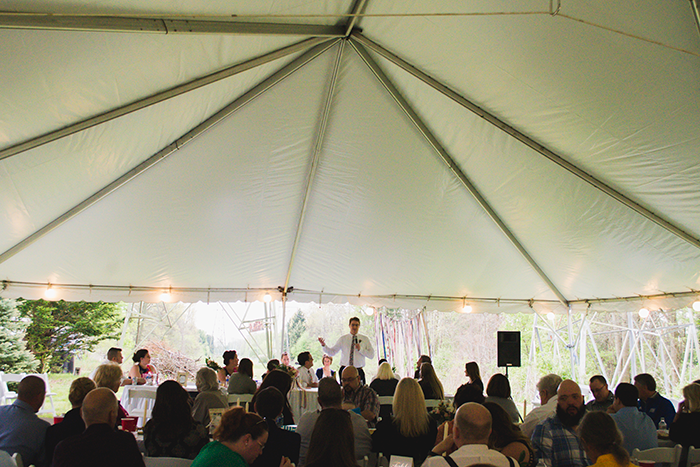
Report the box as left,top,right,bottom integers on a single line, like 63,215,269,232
1,1,699,314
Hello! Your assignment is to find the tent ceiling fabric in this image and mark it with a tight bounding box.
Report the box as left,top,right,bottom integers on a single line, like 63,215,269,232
1,0,699,314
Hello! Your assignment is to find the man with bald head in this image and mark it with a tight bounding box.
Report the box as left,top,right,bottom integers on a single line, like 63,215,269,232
0,375,50,467
424,402,515,466
341,366,380,424
531,379,590,467
52,388,145,467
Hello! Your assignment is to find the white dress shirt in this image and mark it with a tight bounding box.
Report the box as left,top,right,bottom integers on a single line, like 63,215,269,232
322,333,374,368
297,366,319,388
521,396,558,438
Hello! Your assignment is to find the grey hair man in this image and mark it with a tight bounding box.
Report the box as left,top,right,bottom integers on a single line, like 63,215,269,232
424,402,516,467
295,377,372,466
521,373,563,438
0,375,50,467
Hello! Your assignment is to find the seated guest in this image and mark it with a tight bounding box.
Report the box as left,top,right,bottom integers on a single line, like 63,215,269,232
370,361,400,422
414,355,432,379
280,352,291,367
434,383,486,456
192,367,229,428
425,403,516,467
521,374,562,438
315,354,335,381
0,375,50,467
485,373,521,423
90,347,133,385
45,377,96,464
128,348,157,384
218,350,239,385
634,373,676,427
304,409,357,467
372,377,438,465
262,359,280,380
586,375,614,412
296,352,319,388
228,358,257,395
94,363,129,426
419,362,445,400
297,377,372,467
341,366,380,424
670,383,700,450
52,388,145,467
579,411,634,467
531,379,590,467
251,369,295,425
191,407,291,467
609,382,657,454
144,380,209,459
484,402,536,467
251,387,300,467
461,361,484,393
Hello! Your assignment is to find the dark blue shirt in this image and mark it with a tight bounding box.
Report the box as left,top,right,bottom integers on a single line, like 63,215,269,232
638,392,676,428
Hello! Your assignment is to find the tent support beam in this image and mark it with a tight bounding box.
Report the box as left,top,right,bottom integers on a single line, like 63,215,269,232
344,0,368,37
0,14,345,37
0,37,329,161
350,32,700,251
283,41,345,294
0,39,338,267
349,40,570,307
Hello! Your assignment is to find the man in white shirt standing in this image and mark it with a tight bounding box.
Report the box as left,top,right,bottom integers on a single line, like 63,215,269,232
424,402,516,467
89,347,134,385
521,373,562,438
296,351,319,388
318,316,374,385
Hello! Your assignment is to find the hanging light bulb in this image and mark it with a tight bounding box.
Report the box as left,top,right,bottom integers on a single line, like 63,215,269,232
638,307,650,319
160,290,172,302
263,292,272,303
547,312,555,321
45,285,56,299
364,307,375,316
462,304,473,313
693,301,700,312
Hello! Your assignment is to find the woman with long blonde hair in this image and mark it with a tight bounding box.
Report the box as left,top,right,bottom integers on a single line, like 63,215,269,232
372,377,438,466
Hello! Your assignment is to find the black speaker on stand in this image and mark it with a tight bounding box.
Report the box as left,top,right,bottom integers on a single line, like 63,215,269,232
497,331,521,378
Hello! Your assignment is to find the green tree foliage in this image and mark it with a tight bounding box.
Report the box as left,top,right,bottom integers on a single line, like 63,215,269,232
287,309,306,351
0,299,38,372
17,299,122,373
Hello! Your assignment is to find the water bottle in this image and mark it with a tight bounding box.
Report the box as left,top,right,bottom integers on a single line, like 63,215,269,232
658,418,667,431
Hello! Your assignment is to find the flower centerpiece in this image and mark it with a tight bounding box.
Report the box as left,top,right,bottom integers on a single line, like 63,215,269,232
205,358,221,372
430,399,455,425
277,363,298,379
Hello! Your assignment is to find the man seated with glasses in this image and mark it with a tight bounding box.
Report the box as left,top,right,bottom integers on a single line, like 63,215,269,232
341,366,380,425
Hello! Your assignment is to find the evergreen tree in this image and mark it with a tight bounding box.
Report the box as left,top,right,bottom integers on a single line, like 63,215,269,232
287,309,306,351
0,299,38,372
17,299,122,373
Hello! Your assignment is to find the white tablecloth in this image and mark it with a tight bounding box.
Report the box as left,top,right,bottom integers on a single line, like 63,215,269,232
288,388,319,419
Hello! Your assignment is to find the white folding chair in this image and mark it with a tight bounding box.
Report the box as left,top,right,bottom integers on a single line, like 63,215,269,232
0,375,18,406
686,446,700,467
0,373,24,406
127,386,158,427
632,445,683,467
227,393,254,410
143,457,193,467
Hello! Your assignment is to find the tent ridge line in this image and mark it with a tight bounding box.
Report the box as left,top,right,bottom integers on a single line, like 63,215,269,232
0,40,339,268
283,40,345,293
349,32,700,251
0,14,346,37
0,36,330,162
348,38,570,307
